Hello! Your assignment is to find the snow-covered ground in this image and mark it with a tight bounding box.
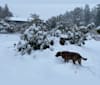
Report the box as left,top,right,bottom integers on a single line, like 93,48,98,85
0,34,100,85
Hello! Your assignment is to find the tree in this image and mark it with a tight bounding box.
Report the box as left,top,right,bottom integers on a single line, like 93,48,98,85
17,22,54,55
91,7,97,24
29,14,46,28
84,4,91,25
2,4,13,18
0,6,3,19
95,4,100,26
71,7,84,26
0,4,13,19
0,20,15,33
46,16,57,30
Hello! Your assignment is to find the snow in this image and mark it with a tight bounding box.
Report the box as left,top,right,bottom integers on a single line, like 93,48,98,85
96,26,100,30
8,17,28,22
0,34,100,85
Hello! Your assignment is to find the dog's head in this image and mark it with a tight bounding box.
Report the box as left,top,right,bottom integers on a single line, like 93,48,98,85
55,52,62,57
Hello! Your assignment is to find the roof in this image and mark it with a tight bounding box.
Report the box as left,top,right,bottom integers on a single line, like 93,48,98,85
7,17,28,22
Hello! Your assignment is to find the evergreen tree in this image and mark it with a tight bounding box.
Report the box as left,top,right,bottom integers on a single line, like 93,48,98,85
29,14,41,26
71,7,84,26
91,7,97,24
17,22,54,55
0,4,13,19
46,16,57,30
2,4,13,18
84,4,91,25
95,4,100,26
0,6,3,19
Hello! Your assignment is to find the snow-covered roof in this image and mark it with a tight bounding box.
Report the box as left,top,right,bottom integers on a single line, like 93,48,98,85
7,17,28,22
96,26,100,30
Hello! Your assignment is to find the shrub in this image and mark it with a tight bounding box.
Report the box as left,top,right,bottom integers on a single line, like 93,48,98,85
17,24,54,55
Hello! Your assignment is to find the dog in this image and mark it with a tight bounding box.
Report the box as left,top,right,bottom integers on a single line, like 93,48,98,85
55,51,87,65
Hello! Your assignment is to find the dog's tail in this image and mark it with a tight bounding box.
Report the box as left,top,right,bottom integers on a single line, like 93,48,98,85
81,57,87,61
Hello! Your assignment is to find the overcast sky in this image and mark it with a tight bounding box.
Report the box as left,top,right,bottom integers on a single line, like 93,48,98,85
0,0,100,20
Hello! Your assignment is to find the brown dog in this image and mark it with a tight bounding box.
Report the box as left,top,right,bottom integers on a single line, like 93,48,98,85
55,51,87,65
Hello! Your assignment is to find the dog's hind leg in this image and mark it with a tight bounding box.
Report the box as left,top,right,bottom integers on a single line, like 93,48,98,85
78,59,81,65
